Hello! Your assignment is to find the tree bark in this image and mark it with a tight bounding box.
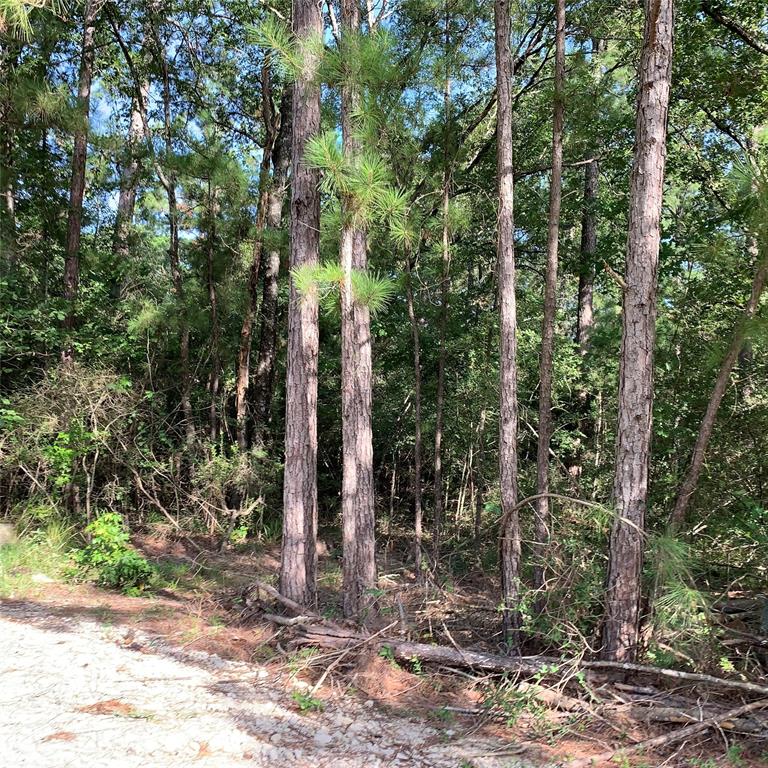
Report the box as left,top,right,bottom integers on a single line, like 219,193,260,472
669,238,768,531
62,0,100,365
495,0,522,649
405,247,423,578
602,0,674,662
252,87,292,443
533,0,566,608
340,0,376,620
279,0,322,607
235,60,277,450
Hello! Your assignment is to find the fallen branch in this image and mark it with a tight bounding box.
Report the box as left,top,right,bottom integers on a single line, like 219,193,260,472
582,660,768,698
565,699,768,768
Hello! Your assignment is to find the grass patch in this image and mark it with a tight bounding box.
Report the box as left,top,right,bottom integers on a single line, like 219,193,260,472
0,522,74,597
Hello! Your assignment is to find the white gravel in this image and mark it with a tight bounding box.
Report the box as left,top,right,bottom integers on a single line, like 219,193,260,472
0,601,539,768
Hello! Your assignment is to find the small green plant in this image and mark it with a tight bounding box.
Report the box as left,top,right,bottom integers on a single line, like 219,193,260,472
291,691,324,712
378,645,395,662
72,512,155,592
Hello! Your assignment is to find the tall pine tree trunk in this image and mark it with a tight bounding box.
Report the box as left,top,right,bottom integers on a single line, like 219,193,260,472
405,247,423,579
62,0,99,365
433,10,451,564
279,0,322,607
340,0,376,619
236,61,276,450
670,238,768,531
151,17,195,447
0,41,18,268
113,75,149,260
495,0,522,649
602,0,674,662
252,88,292,443
533,0,566,607
576,159,598,354
206,183,220,443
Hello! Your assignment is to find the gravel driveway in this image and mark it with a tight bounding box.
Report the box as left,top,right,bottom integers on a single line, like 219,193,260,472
0,601,538,768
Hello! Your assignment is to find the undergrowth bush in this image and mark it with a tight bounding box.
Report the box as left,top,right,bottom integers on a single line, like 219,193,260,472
72,512,155,593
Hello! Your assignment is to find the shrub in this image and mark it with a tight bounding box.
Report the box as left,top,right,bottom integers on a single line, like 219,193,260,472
73,512,155,592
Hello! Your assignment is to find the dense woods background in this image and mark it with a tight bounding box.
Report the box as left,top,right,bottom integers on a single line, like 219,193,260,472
1,0,767,679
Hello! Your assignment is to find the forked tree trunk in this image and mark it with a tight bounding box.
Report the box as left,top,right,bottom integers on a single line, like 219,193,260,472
62,0,99,365
235,60,277,450
340,0,376,619
252,88,292,443
533,0,566,608
113,76,149,260
669,239,768,531
279,0,322,607
602,0,674,662
405,247,423,578
495,0,522,649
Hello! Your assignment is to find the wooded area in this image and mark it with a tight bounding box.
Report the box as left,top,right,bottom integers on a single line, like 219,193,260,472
1,0,767,761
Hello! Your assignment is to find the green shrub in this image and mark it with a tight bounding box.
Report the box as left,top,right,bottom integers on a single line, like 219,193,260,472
73,512,155,592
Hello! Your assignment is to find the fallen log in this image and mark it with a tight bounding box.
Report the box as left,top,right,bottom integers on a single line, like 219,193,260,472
565,698,768,768
248,579,768,699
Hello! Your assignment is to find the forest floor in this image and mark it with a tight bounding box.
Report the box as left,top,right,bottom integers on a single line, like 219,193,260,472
0,534,764,768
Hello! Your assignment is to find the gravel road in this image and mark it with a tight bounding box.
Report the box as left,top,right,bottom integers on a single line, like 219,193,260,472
0,601,538,768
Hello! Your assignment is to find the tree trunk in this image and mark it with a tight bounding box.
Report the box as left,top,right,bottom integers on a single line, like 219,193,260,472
252,87,292,443
495,0,522,649
433,9,451,565
405,247,423,578
533,0,566,608
206,183,220,443
235,60,276,450
576,159,598,354
0,41,18,268
602,0,674,662
151,19,195,447
112,77,149,260
340,0,376,620
62,0,99,365
670,240,768,531
279,0,322,607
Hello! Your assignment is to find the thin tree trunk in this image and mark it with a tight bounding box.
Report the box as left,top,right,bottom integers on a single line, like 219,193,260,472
602,0,674,662
62,0,99,365
113,77,149,260
495,0,522,649
670,239,768,531
405,247,423,579
340,0,376,620
433,8,451,564
576,159,598,354
279,0,322,607
0,41,18,268
235,60,276,450
473,407,487,547
206,182,220,443
252,87,292,443
533,0,566,608
151,18,195,447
